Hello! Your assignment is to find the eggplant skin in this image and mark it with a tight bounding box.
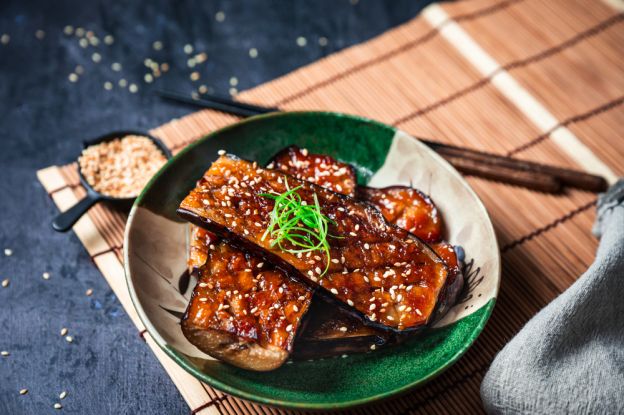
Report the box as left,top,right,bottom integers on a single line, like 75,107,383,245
182,318,288,371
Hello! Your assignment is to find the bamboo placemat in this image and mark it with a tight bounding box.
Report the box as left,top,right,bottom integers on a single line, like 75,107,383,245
37,0,623,413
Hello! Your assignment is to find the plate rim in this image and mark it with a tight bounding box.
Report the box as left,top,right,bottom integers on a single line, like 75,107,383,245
124,110,501,410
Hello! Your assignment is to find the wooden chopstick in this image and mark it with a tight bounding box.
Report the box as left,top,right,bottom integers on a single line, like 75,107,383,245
155,90,607,193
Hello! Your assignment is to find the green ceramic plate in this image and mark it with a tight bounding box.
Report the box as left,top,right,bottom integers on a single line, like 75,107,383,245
124,111,500,410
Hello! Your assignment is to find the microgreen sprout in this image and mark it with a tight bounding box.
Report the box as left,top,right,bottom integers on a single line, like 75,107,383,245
260,178,336,276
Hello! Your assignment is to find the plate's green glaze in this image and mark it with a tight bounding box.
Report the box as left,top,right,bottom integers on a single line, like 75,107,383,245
125,111,500,410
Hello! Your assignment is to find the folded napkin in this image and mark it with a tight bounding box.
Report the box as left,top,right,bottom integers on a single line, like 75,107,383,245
481,180,624,414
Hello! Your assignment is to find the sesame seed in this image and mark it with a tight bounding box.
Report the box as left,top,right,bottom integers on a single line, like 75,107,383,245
1,351,9,357
370,344,376,350
415,308,422,316
349,232,357,237
1,34,10,45
330,288,339,295
65,335,73,343
296,36,307,47
75,27,85,37
386,315,395,321
229,76,238,86
54,403,62,409
68,73,78,83
59,391,68,400
215,11,226,22
144,74,153,83
249,48,258,58
118,79,127,88
199,297,208,302
129,84,138,93
364,243,370,250
35,29,45,40
341,354,348,358
63,26,74,35
183,44,194,54
218,149,226,156
60,328,68,336
293,305,299,312
19,389,28,395
85,288,93,296
257,262,264,268
315,267,322,275
104,81,113,90
79,38,88,48
91,52,101,63
347,299,354,306
152,41,163,51
190,71,200,81
1,279,9,288
318,36,328,47
286,324,293,332
369,303,376,311
104,35,114,45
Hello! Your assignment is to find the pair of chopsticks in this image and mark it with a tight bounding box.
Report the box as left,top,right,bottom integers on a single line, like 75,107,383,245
156,89,607,194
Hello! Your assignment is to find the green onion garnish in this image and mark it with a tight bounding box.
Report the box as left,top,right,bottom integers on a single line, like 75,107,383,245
260,178,336,276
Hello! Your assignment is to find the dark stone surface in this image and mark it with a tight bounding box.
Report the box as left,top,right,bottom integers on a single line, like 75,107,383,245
0,1,433,413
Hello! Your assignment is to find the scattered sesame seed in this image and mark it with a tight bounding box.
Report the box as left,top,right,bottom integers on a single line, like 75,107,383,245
293,305,299,312
60,328,68,336
370,344,376,350
4,249,13,256
104,35,114,45
1,34,10,45
89,36,99,46
74,65,84,75
215,11,226,22
285,324,293,332
85,288,93,296
144,73,153,83
369,303,376,311
229,76,238,86
318,36,328,47
217,149,226,156
65,335,73,343
330,288,339,295
54,403,62,409
160,62,169,72
91,52,101,63
347,299,354,306
111,62,122,71
68,73,78,83
59,391,68,400
364,243,370,250
341,354,348,358
129,83,138,93
183,44,194,54
229,87,238,96
1,351,9,357
19,389,28,395
118,79,127,88
78,38,88,48
296,36,307,47
152,40,163,51
339,326,347,332
248,48,258,58
386,315,395,321
1,279,9,288
199,297,208,302
257,262,264,268
103,81,113,90
35,30,46,40
190,71,200,81
63,26,74,36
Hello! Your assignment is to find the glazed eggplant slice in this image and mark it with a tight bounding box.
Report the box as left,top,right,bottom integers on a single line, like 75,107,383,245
182,241,312,371
178,155,448,331
431,242,464,319
270,146,357,196
357,186,442,243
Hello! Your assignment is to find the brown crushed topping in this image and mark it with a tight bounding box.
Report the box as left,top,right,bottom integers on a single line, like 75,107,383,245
78,135,167,198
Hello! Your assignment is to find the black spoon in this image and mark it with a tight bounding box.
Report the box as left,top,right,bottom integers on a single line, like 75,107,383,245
52,130,172,232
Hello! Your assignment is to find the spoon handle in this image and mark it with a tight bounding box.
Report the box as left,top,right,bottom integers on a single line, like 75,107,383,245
52,192,102,232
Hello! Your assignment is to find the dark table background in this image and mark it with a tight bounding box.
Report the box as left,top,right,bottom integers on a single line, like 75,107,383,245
0,1,434,413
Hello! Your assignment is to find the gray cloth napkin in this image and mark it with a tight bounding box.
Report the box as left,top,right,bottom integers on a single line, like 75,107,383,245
481,180,624,414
